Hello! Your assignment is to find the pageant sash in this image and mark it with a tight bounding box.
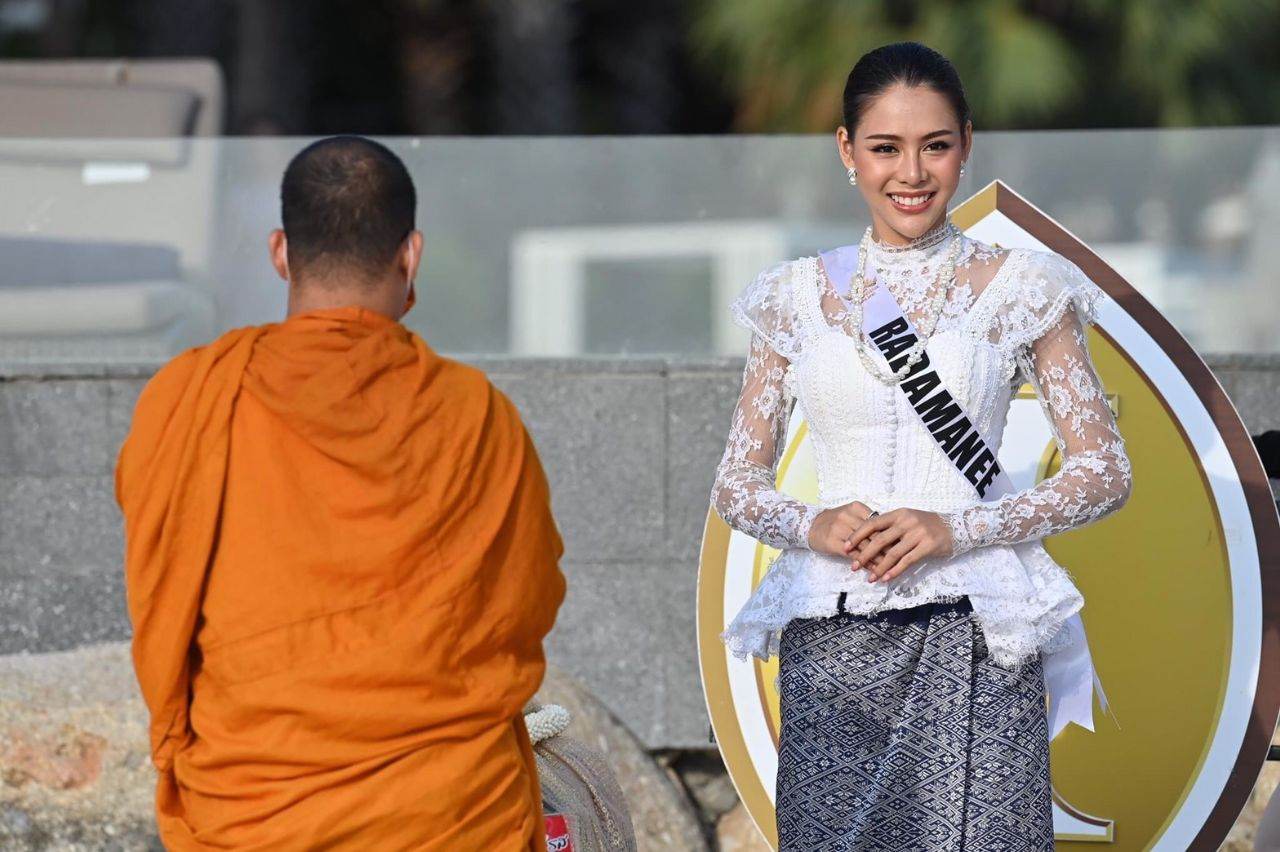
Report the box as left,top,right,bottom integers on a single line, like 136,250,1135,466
820,244,1106,740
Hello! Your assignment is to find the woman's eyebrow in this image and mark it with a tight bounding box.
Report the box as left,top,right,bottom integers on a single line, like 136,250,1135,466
864,129,956,142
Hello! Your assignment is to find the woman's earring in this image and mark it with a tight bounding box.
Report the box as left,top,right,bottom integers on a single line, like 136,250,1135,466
959,162,967,177
847,166,857,186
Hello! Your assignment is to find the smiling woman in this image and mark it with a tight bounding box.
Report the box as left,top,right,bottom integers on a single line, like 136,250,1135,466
708,41,1131,852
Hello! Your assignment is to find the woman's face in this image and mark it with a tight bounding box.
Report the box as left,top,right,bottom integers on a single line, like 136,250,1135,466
837,83,972,246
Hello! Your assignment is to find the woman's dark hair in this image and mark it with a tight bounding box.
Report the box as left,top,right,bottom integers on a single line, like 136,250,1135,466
842,42,970,133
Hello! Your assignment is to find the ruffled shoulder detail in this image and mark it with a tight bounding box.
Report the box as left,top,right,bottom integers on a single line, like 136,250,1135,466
979,249,1106,352
728,259,803,360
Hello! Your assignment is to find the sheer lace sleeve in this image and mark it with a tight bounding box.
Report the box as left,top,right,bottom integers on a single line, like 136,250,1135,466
942,253,1132,555
710,262,820,550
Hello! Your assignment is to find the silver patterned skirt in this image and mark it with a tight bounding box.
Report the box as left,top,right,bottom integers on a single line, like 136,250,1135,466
776,596,1053,851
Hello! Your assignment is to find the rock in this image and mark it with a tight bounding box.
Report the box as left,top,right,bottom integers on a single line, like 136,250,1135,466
7,643,1279,852
0,642,158,849
0,646,709,851
1222,721,1280,850
1252,767,1280,852
716,802,771,852
668,750,740,822
536,665,709,852
2,727,107,790
1,805,34,837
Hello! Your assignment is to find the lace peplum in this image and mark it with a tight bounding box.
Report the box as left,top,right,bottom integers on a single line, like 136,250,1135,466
710,225,1132,666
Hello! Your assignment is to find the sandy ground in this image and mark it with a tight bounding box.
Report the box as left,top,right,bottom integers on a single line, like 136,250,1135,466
1,642,1276,851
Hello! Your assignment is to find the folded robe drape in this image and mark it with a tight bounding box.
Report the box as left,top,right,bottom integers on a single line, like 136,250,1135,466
116,306,566,851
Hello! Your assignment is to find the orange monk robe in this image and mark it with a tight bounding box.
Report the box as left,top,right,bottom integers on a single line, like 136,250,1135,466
116,307,565,850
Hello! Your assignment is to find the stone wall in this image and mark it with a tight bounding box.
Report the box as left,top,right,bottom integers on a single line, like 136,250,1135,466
1,353,1278,753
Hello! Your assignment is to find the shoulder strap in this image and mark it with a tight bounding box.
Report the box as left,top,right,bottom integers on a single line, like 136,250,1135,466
818,244,860,301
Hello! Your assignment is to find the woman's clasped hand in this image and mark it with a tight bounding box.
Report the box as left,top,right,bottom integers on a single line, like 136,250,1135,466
807,501,955,584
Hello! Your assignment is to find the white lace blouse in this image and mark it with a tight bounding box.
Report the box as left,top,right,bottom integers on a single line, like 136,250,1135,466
711,224,1132,667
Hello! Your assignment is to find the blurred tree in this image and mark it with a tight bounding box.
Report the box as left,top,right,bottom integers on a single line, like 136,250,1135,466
231,0,311,134
580,0,681,132
396,0,477,134
7,0,1272,133
691,0,1080,130
1069,0,1280,127
691,0,1280,131
481,0,575,133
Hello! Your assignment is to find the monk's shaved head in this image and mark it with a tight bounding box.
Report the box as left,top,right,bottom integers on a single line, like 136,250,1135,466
280,136,416,281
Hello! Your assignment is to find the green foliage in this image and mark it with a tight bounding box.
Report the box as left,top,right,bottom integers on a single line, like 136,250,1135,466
690,0,1280,130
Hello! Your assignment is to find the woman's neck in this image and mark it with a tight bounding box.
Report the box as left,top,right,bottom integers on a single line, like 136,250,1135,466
866,219,955,267
869,214,949,249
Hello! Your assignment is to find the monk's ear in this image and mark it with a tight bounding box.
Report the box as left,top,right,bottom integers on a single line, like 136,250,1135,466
269,229,290,283
399,230,424,287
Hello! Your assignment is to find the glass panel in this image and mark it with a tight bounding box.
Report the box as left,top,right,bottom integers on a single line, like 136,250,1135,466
0,129,1276,362
583,257,713,355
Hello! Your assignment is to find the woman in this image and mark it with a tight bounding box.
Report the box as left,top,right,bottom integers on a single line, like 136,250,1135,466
711,42,1131,850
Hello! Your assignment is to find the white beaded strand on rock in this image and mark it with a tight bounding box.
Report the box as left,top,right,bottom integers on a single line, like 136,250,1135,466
848,222,962,385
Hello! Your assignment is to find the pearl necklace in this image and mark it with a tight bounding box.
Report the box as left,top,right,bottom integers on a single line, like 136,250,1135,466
848,222,962,385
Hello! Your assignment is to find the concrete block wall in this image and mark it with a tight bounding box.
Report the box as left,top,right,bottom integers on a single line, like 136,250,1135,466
0,353,1277,750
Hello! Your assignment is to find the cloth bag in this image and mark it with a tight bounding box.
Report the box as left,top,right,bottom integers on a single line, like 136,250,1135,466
524,703,637,852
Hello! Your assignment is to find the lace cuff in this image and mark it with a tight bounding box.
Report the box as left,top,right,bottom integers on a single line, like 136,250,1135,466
712,463,822,550
940,510,979,558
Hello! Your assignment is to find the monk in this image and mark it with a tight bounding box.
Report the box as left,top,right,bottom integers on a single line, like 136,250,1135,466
116,136,566,850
